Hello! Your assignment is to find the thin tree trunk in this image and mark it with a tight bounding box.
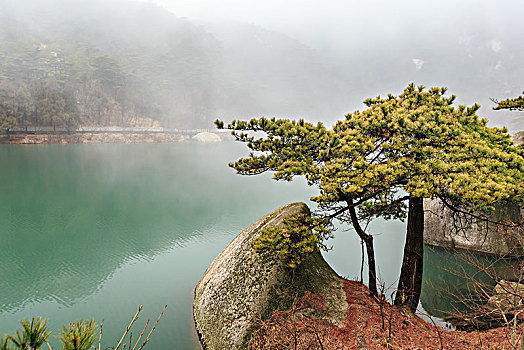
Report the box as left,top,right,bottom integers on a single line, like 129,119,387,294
348,203,378,298
394,196,424,312
364,234,378,298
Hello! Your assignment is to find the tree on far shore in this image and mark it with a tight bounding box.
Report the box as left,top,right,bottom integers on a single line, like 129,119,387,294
216,83,524,312
0,88,18,137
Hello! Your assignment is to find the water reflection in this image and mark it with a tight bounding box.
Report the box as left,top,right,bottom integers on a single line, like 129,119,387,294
1,144,220,310
421,245,519,326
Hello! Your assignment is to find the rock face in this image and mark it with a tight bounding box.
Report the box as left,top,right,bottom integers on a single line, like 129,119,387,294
193,202,348,350
512,130,524,147
424,199,523,256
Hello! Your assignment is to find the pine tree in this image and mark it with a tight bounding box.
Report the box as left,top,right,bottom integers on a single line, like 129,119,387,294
7,317,51,350
57,320,97,350
217,83,524,311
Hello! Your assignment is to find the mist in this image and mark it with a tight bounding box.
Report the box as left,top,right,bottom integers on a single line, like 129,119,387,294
1,0,523,132
153,0,524,130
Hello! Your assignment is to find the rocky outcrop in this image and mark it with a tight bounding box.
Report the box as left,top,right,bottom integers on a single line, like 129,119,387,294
193,202,348,350
441,280,524,329
424,199,523,256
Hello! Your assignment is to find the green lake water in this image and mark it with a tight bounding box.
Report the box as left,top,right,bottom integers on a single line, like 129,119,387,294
421,246,520,323
1,142,497,348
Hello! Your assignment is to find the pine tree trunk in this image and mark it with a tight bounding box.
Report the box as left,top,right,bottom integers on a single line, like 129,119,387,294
364,234,378,298
348,204,378,298
394,196,424,312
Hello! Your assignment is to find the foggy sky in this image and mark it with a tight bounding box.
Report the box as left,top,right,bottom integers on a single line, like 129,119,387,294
2,0,523,130
143,0,524,52
141,0,524,130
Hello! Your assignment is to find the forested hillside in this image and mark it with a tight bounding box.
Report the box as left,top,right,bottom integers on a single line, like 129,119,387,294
0,0,222,130
1,0,522,133
0,0,351,131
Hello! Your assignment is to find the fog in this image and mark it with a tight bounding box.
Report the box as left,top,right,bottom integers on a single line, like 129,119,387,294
147,0,522,61
1,0,523,131
149,0,519,50
150,0,524,130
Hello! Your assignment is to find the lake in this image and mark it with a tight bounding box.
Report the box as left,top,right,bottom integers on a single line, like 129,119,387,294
0,142,478,349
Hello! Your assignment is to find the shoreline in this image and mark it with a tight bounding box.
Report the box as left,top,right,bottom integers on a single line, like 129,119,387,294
0,132,230,144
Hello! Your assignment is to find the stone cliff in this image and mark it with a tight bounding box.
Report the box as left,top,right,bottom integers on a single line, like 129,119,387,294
424,199,523,256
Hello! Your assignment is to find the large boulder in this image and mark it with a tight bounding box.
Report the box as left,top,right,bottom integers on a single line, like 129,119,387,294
193,202,348,350
424,199,523,256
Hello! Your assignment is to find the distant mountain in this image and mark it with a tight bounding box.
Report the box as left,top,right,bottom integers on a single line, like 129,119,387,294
205,21,352,121
0,0,353,130
0,0,220,129
0,0,522,132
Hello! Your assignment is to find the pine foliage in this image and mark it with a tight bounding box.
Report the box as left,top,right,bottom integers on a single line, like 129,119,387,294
219,84,523,217
493,92,524,111
252,213,332,268
56,320,97,350
7,317,51,350
217,83,524,307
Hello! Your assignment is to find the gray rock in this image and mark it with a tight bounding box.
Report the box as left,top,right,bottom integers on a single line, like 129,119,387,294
424,199,523,256
488,280,524,311
445,280,524,329
193,202,348,350
512,130,524,147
